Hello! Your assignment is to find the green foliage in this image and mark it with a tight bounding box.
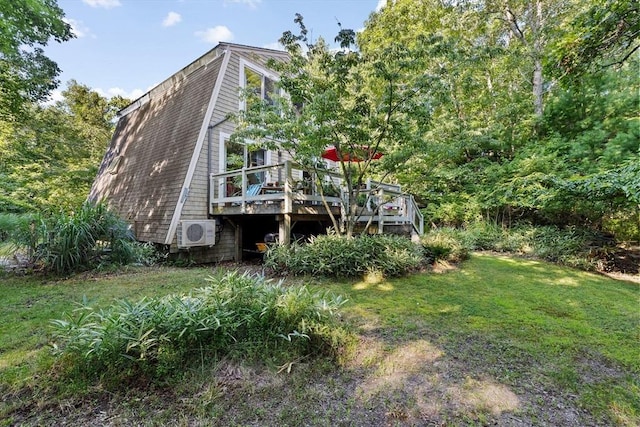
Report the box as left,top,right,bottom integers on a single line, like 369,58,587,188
361,1,639,241
420,227,470,263
0,81,128,213
264,233,425,277
51,271,348,383
430,222,611,270
0,0,74,119
233,14,433,236
550,0,639,75
0,202,154,274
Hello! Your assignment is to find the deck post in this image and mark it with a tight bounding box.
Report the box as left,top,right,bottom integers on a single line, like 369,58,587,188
280,161,293,245
284,161,293,214
240,167,247,212
224,218,242,261
378,188,385,234
279,214,291,245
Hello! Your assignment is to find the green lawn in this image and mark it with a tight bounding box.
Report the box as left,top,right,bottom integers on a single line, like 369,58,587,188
1,255,638,426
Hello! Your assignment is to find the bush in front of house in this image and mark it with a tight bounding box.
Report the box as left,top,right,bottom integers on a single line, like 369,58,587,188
51,270,349,383
0,202,157,274
264,234,426,277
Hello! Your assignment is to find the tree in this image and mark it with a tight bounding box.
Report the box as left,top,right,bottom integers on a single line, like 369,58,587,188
233,15,434,237
0,0,73,120
360,0,539,216
550,0,639,75
0,81,128,213
359,0,639,238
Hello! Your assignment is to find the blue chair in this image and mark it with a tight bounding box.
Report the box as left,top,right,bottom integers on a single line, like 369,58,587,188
247,183,262,196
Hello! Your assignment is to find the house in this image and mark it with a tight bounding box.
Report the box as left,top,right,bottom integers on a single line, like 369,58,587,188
89,43,423,262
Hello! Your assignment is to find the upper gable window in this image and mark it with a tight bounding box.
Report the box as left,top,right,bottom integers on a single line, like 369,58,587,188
240,59,279,110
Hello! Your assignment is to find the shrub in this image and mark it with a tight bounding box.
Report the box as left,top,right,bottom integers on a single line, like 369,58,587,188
0,212,43,258
461,222,506,251
428,222,605,270
51,271,349,382
420,227,470,263
0,202,156,274
264,234,425,277
422,222,609,270
529,225,599,269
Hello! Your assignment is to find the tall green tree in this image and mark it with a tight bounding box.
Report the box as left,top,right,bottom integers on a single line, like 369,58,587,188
0,0,73,120
361,0,537,215
0,81,128,213
550,0,639,75
360,0,639,238
233,15,434,236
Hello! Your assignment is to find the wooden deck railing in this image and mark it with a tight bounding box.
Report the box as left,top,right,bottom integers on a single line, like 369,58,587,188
209,161,424,235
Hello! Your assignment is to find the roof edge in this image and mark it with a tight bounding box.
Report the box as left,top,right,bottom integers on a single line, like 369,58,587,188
117,43,289,119
218,42,289,57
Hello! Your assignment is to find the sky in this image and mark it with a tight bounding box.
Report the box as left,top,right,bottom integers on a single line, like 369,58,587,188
45,0,385,103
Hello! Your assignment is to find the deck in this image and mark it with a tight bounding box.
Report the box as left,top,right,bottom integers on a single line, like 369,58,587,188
209,161,424,242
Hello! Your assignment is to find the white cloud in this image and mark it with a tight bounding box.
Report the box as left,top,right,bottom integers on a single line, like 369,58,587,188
195,26,234,44
64,18,92,38
262,42,285,51
376,0,387,11
95,87,145,100
42,89,65,106
224,0,261,9
82,0,121,9
162,11,182,27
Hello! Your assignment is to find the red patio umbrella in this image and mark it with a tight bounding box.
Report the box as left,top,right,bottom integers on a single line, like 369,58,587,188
321,145,383,162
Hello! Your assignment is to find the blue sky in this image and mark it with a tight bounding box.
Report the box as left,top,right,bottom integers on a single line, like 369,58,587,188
45,0,384,102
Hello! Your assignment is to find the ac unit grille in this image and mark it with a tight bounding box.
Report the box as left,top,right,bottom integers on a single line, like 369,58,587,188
186,223,204,242
178,220,216,247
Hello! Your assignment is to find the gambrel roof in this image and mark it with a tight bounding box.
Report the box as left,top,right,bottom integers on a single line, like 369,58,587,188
89,43,288,244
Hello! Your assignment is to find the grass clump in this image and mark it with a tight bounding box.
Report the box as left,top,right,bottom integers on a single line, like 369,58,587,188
0,202,158,274
422,222,612,270
420,227,471,263
50,270,348,384
264,234,425,277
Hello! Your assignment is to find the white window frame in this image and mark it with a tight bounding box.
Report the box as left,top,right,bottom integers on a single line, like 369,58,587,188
239,58,280,111
219,131,273,188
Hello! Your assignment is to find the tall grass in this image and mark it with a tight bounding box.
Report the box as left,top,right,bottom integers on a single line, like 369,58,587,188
264,234,426,277
422,222,611,270
0,202,156,274
51,270,349,383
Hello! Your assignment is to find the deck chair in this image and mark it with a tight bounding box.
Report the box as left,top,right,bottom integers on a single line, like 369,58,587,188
247,183,262,196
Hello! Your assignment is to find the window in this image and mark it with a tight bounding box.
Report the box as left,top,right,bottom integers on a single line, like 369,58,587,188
222,136,266,187
107,155,122,175
225,139,244,171
240,60,279,110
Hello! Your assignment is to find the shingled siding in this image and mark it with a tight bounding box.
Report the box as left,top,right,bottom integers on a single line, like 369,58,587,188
180,137,210,220
91,44,292,262
90,54,224,243
174,47,289,261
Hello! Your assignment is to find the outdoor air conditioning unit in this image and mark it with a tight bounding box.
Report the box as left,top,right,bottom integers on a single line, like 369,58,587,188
177,220,216,248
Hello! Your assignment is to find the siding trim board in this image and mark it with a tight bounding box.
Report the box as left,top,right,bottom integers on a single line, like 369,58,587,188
164,48,232,245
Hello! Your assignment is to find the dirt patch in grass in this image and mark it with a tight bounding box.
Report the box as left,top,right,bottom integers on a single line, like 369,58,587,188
597,245,640,275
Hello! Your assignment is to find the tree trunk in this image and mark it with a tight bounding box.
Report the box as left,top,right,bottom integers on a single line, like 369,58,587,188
532,0,544,117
